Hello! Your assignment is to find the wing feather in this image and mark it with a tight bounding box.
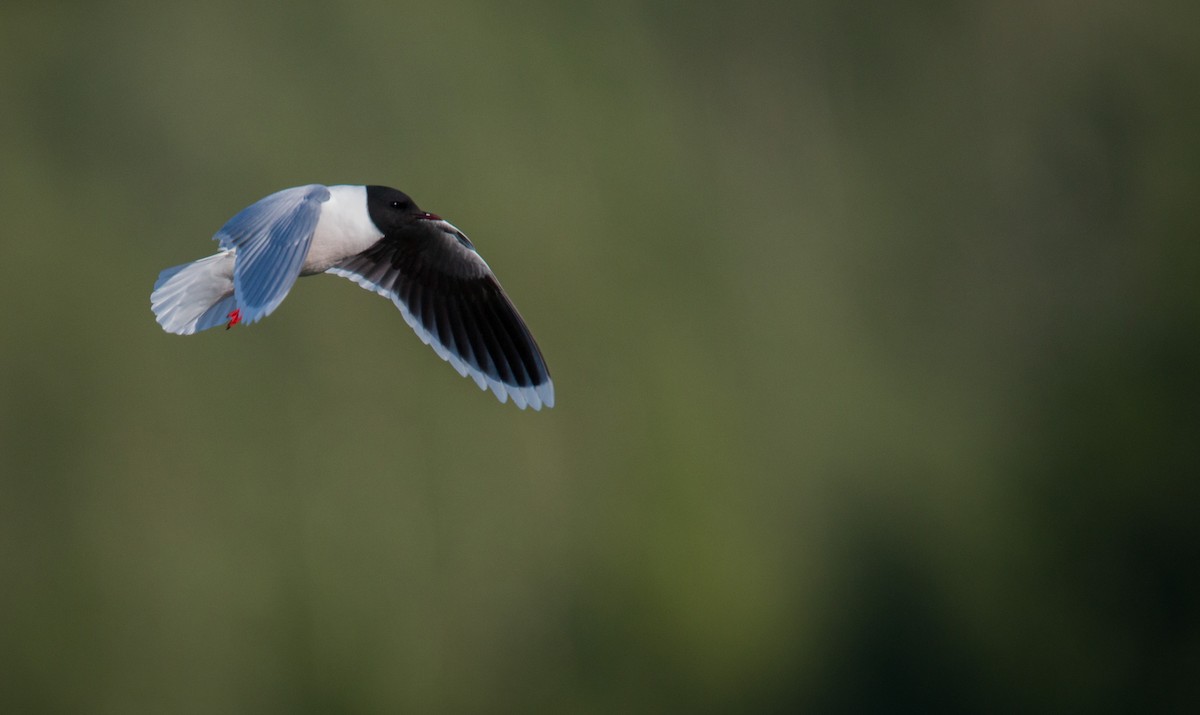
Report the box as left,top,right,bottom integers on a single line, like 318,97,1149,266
215,185,330,324
326,219,553,410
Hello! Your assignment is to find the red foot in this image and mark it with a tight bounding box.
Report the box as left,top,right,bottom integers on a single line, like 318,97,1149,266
226,308,242,330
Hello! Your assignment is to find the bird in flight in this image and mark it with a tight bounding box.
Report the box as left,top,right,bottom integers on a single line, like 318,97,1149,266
151,184,554,410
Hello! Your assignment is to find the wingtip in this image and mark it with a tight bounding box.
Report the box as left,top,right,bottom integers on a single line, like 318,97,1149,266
505,380,554,411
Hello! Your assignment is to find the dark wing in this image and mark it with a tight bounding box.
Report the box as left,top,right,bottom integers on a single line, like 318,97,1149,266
326,220,554,410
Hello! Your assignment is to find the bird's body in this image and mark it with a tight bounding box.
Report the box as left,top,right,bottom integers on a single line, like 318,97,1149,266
151,184,554,410
296,185,381,274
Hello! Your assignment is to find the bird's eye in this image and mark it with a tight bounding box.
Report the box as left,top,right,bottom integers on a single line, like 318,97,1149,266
390,200,403,209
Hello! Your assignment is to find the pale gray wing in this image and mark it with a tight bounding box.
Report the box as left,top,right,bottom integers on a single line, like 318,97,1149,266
327,220,554,410
215,185,330,324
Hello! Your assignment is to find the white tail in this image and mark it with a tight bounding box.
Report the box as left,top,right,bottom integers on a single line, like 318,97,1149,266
151,251,238,334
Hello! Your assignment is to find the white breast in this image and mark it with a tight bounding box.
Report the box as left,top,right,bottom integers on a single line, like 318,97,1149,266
301,185,383,274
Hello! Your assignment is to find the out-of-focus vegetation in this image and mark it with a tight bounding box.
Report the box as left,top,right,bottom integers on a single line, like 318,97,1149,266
2,1,1198,712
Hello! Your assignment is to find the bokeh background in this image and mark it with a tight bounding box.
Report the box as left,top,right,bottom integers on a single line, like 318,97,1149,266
2,1,1198,712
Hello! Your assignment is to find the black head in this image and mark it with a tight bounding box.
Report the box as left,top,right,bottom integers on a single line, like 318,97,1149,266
365,185,441,235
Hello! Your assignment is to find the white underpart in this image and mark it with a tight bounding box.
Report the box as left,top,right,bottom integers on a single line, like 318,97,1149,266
301,185,382,274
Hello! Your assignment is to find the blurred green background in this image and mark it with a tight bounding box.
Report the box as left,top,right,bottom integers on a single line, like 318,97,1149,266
2,1,1198,712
